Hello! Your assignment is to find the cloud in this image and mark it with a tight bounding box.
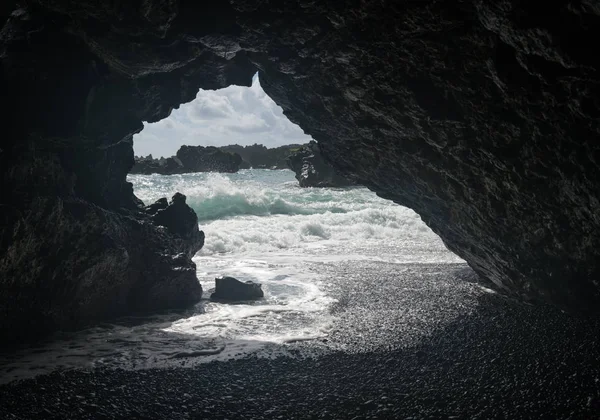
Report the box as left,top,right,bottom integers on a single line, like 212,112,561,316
134,74,312,157
187,95,234,120
226,114,270,134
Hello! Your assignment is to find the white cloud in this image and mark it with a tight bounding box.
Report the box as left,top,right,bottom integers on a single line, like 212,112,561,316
134,74,311,157
187,95,234,120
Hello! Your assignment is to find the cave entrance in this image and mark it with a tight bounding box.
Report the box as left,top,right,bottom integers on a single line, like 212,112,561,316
125,72,463,366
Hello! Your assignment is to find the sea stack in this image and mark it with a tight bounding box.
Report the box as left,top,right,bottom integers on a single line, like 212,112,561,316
287,141,355,188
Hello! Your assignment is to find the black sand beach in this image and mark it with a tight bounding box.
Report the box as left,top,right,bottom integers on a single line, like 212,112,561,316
2,262,598,419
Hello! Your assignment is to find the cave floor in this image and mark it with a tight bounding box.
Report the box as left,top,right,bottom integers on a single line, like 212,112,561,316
1,261,599,419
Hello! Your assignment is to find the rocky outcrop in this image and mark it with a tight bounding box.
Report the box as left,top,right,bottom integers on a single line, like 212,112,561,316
176,145,242,173
287,141,355,188
2,0,600,339
210,277,264,301
131,146,242,174
131,155,184,175
146,193,205,258
0,193,204,345
219,144,302,169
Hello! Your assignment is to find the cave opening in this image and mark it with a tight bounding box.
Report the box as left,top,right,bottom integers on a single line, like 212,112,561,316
131,73,308,161
107,73,467,376
3,2,600,416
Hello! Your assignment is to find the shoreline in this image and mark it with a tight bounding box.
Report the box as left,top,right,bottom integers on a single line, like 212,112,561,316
1,261,599,418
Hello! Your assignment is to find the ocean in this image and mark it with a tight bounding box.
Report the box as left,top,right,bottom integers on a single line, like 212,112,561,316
0,169,464,383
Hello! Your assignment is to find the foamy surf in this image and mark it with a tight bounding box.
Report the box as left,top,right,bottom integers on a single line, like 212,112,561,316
0,169,462,383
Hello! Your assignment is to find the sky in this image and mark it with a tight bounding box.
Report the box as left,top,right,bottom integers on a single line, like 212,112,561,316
133,74,312,158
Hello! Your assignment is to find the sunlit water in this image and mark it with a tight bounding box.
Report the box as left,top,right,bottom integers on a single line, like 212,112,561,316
0,169,463,383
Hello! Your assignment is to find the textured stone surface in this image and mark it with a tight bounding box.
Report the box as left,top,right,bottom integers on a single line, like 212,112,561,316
287,141,356,187
1,0,600,337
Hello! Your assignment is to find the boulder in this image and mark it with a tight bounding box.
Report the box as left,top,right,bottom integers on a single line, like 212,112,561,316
287,141,355,188
210,276,264,301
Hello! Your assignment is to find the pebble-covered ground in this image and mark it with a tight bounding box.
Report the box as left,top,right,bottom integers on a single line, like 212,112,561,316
1,262,599,419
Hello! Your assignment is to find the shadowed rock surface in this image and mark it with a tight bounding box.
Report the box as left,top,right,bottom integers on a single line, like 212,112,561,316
0,192,204,345
131,146,242,174
1,0,600,345
287,141,355,187
210,276,264,301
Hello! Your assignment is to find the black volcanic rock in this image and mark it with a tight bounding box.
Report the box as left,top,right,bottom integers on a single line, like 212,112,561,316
175,145,242,173
151,193,205,258
131,155,185,175
1,0,600,340
131,146,242,175
219,143,302,169
0,195,204,345
287,141,355,188
210,276,264,301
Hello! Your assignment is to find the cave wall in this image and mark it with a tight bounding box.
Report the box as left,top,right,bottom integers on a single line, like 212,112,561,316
1,0,599,342
0,3,253,343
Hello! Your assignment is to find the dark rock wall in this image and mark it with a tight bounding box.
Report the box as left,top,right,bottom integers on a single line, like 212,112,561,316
1,0,599,339
0,5,244,343
236,0,600,310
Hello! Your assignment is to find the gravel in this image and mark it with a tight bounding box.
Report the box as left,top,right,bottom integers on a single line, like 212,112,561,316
1,262,599,419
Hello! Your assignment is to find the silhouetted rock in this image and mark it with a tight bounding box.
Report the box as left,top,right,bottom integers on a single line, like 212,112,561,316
131,146,241,175
176,145,242,173
210,276,264,301
287,141,355,188
219,144,302,169
151,193,205,258
131,155,184,175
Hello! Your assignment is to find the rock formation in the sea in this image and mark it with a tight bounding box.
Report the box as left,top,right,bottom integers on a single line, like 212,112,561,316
2,1,600,343
219,144,302,169
287,141,355,188
210,276,264,301
132,155,184,175
131,146,242,174
0,189,204,345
